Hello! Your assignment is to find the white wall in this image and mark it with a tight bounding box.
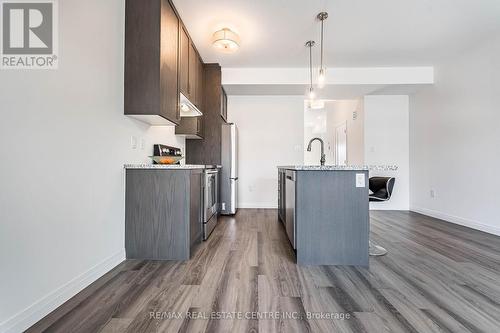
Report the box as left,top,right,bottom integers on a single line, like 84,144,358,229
410,35,500,235
364,95,410,210
304,100,364,165
0,1,184,332
327,100,365,165
227,96,304,208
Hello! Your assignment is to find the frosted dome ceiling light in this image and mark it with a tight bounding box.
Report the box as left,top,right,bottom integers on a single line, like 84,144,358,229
212,28,240,53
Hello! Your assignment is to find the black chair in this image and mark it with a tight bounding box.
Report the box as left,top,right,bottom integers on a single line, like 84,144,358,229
368,177,395,256
369,177,395,202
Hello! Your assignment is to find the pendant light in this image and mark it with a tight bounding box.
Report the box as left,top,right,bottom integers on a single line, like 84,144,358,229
305,40,316,100
317,12,328,88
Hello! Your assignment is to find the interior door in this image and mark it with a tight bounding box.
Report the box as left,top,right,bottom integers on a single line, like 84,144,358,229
335,122,347,166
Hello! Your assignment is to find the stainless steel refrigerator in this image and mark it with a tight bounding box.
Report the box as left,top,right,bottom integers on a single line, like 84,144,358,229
221,123,238,215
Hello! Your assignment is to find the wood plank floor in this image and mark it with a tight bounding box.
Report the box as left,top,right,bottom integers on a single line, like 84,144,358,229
28,209,500,333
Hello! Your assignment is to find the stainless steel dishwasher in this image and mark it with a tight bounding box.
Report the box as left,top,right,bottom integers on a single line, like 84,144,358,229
285,170,296,249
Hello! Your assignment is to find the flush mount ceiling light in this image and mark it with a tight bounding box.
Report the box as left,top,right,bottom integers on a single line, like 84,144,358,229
317,12,328,88
212,28,240,53
305,40,316,100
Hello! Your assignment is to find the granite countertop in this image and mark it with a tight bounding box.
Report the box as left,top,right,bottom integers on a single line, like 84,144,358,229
277,165,398,171
124,164,221,170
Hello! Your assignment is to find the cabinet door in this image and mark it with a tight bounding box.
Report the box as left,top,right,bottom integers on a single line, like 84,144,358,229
160,0,180,124
190,171,203,246
179,25,189,97
189,42,197,104
197,56,204,110
196,116,203,137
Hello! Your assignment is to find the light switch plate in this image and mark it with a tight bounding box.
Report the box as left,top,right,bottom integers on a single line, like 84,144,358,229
356,174,366,188
130,136,138,149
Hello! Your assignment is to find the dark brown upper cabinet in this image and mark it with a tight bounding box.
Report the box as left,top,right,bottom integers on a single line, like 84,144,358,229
175,117,203,139
124,0,180,126
188,43,197,105
176,56,204,138
179,23,204,110
179,25,190,99
220,87,228,122
197,55,204,108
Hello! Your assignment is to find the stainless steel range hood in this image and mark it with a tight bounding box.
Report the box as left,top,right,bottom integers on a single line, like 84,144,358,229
179,93,202,117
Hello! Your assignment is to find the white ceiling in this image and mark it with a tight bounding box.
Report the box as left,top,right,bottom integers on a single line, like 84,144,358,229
173,0,500,68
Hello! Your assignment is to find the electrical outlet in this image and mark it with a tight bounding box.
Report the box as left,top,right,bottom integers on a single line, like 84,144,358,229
130,136,138,149
356,174,366,188
430,189,436,198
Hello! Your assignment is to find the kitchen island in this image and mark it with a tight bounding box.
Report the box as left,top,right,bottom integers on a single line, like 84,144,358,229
277,165,397,266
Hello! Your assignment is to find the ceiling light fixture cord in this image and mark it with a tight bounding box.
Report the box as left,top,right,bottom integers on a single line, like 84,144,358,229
305,40,315,99
320,18,324,70
309,43,313,90
317,12,328,88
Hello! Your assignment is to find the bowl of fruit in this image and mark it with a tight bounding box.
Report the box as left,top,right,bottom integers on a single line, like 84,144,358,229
149,155,184,165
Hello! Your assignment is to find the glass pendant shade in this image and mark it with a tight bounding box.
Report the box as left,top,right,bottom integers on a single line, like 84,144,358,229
212,28,240,53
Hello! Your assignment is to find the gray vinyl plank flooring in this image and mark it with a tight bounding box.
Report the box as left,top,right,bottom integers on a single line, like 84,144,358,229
27,209,500,333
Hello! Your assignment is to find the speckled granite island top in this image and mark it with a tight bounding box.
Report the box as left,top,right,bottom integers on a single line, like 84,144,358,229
124,164,221,170
277,165,398,171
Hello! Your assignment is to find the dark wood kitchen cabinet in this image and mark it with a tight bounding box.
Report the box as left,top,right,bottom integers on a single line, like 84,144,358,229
179,25,190,98
176,49,204,138
197,55,204,108
188,43,198,105
124,0,180,126
125,168,203,260
186,64,223,165
179,24,204,109
175,116,203,139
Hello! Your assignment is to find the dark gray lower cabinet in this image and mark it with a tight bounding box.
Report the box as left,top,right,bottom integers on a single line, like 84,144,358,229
125,168,203,260
278,169,369,266
278,169,286,223
285,170,296,249
189,170,203,245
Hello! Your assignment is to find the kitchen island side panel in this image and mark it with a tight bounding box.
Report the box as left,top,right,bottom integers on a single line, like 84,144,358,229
125,169,190,260
296,170,369,266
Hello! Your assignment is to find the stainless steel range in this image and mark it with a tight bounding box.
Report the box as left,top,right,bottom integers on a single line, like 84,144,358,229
202,167,219,240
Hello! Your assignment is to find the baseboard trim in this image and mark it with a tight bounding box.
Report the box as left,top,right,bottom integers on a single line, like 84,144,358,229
410,206,500,236
238,203,278,209
0,249,126,333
